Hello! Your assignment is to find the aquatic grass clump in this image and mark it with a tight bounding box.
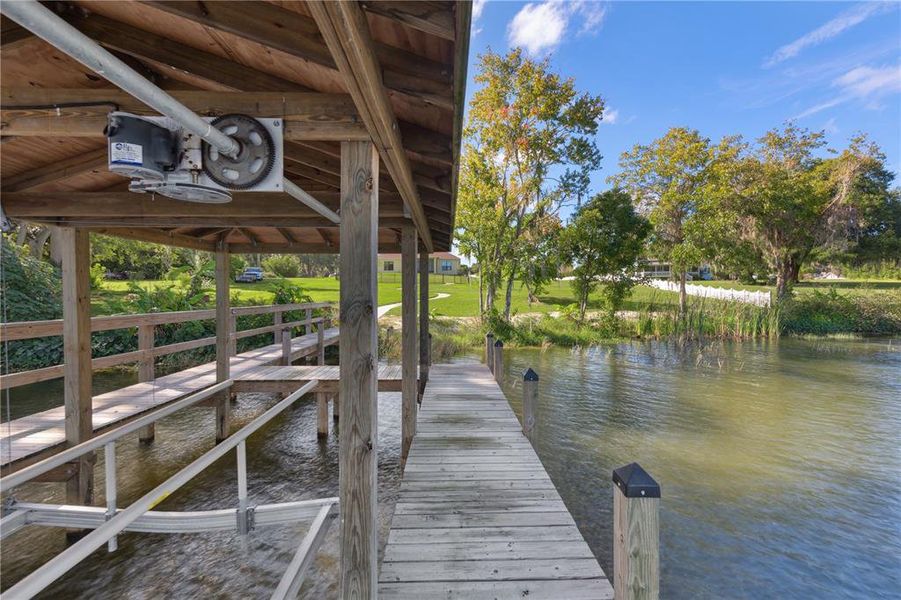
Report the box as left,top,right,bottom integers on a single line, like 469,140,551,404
781,289,901,336
633,297,780,341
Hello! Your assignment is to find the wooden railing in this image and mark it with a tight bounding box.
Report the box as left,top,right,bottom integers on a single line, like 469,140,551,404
0,302,334,390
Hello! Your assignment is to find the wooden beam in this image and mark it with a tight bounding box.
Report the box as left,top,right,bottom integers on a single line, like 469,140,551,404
59,227,93,507
215,242,230,442
2,148,107,192
401,224,418,462
309,0,434,251
449,0,473,235
89,227,216,251
145,0,453,109
361,1,455,41
419,251,430,394
67,12,453,165
338,140,379,597
1,15,33,50
0,88,368,140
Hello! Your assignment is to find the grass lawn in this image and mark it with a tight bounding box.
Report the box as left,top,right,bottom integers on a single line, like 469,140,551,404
95,275,899,318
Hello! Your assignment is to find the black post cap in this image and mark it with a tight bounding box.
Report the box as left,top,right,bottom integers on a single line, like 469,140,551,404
494,339,504,348
612,463,660,498
486,332,495,338
523,368,539,381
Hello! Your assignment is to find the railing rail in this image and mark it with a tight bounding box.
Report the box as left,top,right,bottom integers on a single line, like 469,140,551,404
3,379,321,599
0,302,335,389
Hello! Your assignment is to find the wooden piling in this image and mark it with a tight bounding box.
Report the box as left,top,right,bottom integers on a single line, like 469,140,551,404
401,224,418,461
282,330,292,366
338,139,379,596
493,339,503,384
137,323,155,443
214,245,231,442
60,227,93,507
612,463,660,600
273,309,282,345
333,393,340,422
485,332,495,372
317,393,329,438
522,368,538,439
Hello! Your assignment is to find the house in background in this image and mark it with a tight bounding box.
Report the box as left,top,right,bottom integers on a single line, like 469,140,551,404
638,258,712,280
378,252,463,275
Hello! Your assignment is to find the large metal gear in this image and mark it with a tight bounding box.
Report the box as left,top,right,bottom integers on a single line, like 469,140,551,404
202,114,276,190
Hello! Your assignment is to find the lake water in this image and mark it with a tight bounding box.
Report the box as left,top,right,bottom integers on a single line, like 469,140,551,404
2,338,899,598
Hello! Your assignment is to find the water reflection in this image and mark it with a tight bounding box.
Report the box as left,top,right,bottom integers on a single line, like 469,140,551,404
500,338,901,599
3,338,899,599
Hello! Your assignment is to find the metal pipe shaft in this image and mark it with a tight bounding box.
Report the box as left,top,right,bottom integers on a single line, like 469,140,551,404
1,0,240,158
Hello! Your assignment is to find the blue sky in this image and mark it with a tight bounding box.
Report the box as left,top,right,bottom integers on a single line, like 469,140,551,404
465,1,901,206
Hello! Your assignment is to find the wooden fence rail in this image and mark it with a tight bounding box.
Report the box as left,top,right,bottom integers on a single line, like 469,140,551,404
0,302,334,390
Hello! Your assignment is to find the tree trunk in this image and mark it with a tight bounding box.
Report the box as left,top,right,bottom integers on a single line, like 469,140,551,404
503,274,515,321
478,272,484,315
16,222,28,246
678,269,688,314
579,292,588,323
775,259,796,301
30,227,52,259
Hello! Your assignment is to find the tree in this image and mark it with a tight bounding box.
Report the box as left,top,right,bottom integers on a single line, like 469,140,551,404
457,48,604,320
262,254,301,278
710,125,891,299
612,127,715,312
559,189,651,321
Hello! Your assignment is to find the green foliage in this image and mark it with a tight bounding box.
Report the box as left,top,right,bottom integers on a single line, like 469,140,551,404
230,255,247,279
612,127,716,310
458,48,604,320
91,234,189,279
559,189,651,320
262,255,301,278
89,263,105,290
707,126,893,299
781,289,901,336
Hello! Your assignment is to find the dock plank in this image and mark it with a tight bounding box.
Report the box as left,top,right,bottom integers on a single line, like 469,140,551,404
1,328,338,468
379,363,613,599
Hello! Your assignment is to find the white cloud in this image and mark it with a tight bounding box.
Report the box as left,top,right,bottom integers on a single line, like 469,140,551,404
507,1,607,55
765,2,893,67
795,63,901,118
600,107,619,125
473,0,487,21
822,117,839,134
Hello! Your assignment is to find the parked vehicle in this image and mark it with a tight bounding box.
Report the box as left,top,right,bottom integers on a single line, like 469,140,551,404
235,267,264,283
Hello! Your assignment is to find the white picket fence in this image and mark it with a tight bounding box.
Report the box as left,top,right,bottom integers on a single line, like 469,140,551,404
645,279,772,307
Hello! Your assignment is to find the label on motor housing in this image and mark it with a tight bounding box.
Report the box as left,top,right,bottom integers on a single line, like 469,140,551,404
110,142,143,166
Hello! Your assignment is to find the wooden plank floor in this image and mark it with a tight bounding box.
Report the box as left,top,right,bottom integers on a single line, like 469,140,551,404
0,328,339,468
232,364,403,393
379,363,613,600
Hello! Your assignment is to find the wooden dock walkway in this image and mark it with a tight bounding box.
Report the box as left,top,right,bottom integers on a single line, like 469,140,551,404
232,364,403,394
379,363,613,599
0,328,339,469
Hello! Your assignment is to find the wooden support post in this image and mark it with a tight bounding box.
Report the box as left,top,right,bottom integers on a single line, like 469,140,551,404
401,224,418,461
282,330,292,366
60,228,93,508
228,314,237,356
317,321,326,365
273,309,283,345
418,251,429,397
305,308,313,336
338,140,379,597
493,340,503,384
333,392,340,422
613,463,661,600
522,368,538,440
317,393,329,438
137,324,155,443
215,246,231,442
485,332,495,372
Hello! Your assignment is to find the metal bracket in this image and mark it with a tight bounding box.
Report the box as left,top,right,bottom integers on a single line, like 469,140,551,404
237,505,256,535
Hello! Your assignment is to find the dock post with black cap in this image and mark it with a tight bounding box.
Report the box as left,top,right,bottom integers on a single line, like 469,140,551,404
612,462,660,600
522,368,538,439
485,332,495,371
492,339,504,384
